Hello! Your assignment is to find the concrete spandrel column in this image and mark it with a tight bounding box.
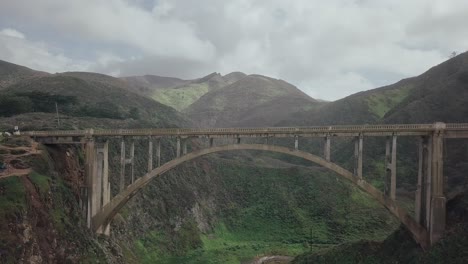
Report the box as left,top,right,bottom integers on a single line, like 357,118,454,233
209,138,214,148
156,138,161,167
425,137,433,230
430,124,446,245
324,136,331,162
85,139,95,228
354,137,359,176
93,151,103,216
120,139,125,192
182,138,187,155
130,140,135,183
415,137,423,224
294,135,298,150
357,135,363,179
148,136,153,172
390,135,397,200
176,137,181,158
384,137,391,196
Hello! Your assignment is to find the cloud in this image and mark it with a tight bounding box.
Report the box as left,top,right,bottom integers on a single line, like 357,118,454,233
0,28,91,73
1,0,467,100
0,28,25,39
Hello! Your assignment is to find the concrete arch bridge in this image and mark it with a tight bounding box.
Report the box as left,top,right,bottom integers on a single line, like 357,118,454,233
22,123,468,249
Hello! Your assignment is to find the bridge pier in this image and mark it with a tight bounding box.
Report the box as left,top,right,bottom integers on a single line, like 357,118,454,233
294,135,299,150
430,124,446,244
391,135,397,200
148,136,153,172
324,136,331,162
85,139,110,235
354,135,363,179
176,137,181,157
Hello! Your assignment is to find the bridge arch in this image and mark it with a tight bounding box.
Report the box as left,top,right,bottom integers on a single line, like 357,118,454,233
92,143,429,247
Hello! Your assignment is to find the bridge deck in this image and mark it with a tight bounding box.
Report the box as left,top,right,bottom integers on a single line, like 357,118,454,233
20,123,468,138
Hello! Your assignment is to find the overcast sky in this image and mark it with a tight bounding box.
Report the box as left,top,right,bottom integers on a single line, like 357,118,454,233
1,0,467,100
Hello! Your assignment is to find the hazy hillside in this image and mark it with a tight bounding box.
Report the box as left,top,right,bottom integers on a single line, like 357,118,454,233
122,74,188,95
0,60,48,89
187,74,320,127
146,72,239,111
0,72,187,129
277,51,468,127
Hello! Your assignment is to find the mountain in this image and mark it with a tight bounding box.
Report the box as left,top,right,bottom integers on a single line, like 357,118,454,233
186,74,321,127
278,51,468,127
0,70,187,130
0,60,48,89
140,72,236,111
121,74,188,95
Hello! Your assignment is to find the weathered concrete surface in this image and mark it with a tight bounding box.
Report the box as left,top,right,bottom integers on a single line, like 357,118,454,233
91,143,429,248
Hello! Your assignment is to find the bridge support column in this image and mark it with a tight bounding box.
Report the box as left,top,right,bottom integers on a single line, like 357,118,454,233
294,135,299,150
384,137,391,196
237,137,241,144
148,136,153,172
354,135,363,179
130,140,135,183
324,136,331,162
85,139,110,235
182,138,187,155
156,138,161,167
430,123,446,244
209,138,214,148
391,135,397,200
415,137,424,224
85,139,95,228
176,137,181,157
96,141,110,235
120,138,125,191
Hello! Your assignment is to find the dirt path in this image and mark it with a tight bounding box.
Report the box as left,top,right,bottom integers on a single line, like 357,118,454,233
0,139,41,179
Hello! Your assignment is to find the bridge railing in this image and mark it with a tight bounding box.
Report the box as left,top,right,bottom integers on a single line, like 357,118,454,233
20,123,468,138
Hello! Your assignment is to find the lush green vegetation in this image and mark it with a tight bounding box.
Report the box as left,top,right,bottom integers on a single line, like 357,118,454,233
130,159,398,263
152,83,210,111
366,85,412,118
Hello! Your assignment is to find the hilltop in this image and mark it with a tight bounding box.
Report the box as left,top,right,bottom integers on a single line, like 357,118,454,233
186,74,320,127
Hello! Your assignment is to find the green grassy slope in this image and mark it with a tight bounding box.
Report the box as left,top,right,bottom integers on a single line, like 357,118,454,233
293,191,468,264
187,74,319,127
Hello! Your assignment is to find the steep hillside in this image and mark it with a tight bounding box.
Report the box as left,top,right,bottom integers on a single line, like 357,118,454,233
121,74,188,95
150,73,229,111
383,51,468,123
187,74,320,127
0,60,48,89
0,73,187,128
293,190,468,264
279,51,468,127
